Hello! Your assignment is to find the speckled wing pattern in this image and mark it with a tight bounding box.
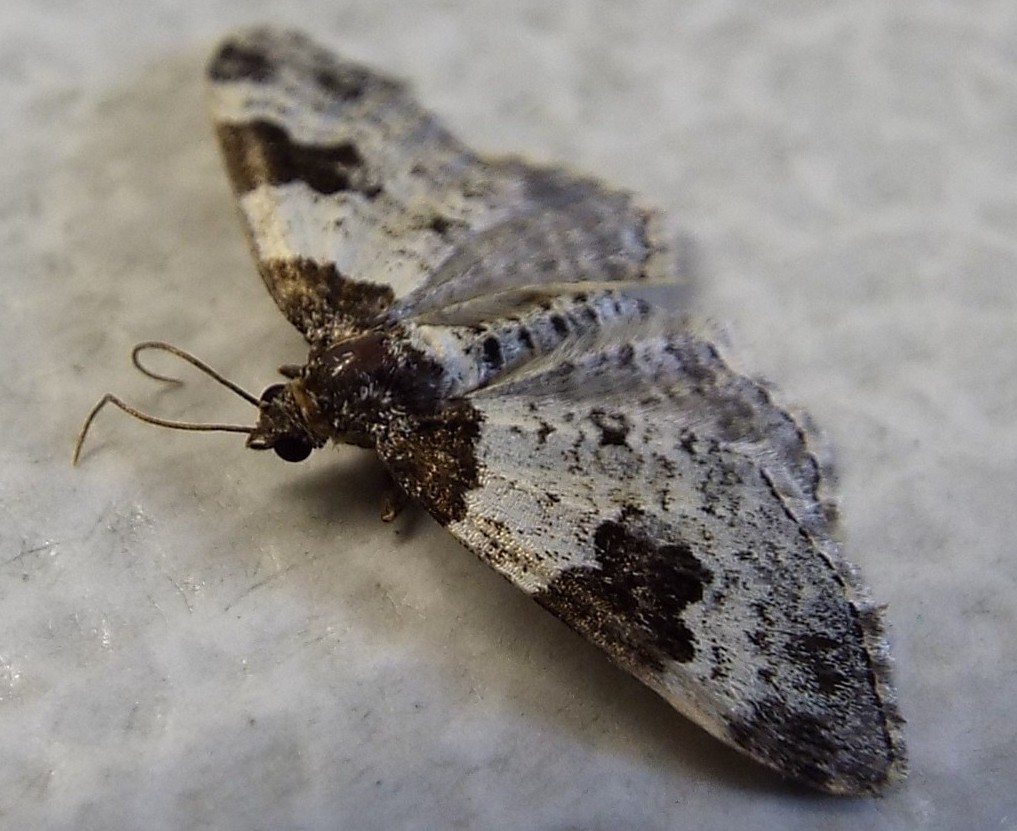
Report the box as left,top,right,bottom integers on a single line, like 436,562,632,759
207,28,905,794
207,28,682,344
380,322,905,794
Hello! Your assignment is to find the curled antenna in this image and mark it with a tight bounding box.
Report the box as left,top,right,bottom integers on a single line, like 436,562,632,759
131,341,260,405
73,342,259,465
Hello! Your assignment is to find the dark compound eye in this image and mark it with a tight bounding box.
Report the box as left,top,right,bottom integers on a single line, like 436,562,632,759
273,435,312,463
260,383,287,405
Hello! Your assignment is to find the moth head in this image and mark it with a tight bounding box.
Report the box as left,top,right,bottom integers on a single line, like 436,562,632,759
72,341,380,467
247,380,326,462
72,342,327,466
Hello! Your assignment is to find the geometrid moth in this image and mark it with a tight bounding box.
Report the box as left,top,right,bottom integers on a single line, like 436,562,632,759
77,27,906,793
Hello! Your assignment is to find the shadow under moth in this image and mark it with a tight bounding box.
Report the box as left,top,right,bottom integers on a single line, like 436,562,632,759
77,27,906,794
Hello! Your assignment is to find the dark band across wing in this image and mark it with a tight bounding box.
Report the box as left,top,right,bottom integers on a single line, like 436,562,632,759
376,321,905,794
206,28,686,342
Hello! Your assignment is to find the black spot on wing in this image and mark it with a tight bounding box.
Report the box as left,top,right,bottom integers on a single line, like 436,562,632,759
535,506,713,673
589,409,630,447
427,214,454,236
208,41,275,82
216,121,382,197
482,336,503,371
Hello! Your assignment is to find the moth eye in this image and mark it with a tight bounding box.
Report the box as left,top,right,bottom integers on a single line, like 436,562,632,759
260,383,287,405
273,435,312,463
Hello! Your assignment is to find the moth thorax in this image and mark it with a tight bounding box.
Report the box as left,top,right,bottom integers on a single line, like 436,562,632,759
316,332,390,381
303,332,399,440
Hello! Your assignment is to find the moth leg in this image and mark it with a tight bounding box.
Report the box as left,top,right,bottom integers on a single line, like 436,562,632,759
380,473,409,523
278,364,303,379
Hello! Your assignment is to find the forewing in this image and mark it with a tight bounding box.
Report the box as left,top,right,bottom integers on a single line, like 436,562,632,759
377,322,905,794
207,28,685,342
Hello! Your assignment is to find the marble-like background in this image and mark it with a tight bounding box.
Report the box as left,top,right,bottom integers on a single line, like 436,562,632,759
2,2,1015,829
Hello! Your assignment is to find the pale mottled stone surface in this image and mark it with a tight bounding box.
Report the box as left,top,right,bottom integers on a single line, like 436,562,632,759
1,3,1015,828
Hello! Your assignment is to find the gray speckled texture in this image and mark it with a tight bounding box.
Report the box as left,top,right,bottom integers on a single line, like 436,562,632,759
2,2,1014,829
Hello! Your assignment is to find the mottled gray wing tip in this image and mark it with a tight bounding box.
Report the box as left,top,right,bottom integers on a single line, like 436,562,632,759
207,26,404,102
794,598,909,795
854,602,909,793
723,599,907,796
208,27,317,83
695,323,842,533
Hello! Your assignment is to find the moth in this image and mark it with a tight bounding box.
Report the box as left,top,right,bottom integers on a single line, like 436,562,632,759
78,27,906,794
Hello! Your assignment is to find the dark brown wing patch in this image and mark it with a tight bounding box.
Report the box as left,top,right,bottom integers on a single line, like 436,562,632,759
535,505,714,672
216,121,382,198
257,258,393,342
377,401,483,527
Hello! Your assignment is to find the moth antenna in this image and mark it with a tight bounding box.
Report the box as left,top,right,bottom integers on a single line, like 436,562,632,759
72,394,254,466
73,342,261,465
132,341,261,406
